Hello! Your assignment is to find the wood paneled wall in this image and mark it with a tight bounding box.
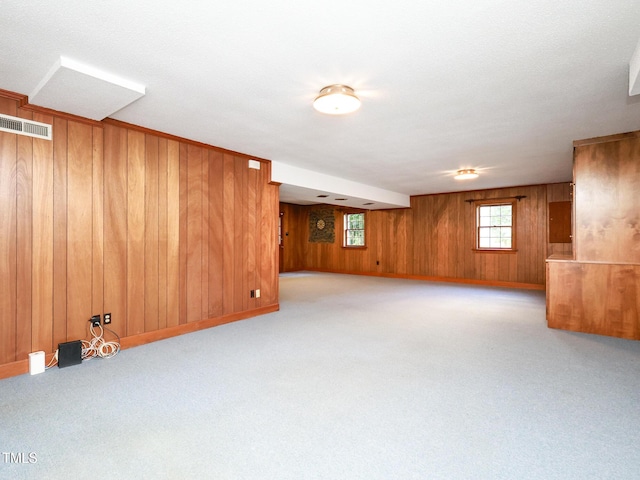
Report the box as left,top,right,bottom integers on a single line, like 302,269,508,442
282,183,568,287
279,203,306,272
546,132,640,340
0,94,279,370
546,182,573,257
574,137,640,263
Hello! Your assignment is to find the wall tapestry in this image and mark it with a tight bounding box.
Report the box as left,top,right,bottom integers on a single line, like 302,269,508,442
309,208,335,243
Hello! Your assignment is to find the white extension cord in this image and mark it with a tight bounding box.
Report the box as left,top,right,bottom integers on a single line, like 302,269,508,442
44,322,121,369
82,323,121,360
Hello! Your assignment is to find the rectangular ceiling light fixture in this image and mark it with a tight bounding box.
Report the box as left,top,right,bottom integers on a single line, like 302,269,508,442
30,56,146,120
0,113,52,140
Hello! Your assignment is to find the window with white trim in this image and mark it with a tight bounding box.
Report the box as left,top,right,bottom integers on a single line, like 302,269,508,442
476,201,516,251
343,212,365,247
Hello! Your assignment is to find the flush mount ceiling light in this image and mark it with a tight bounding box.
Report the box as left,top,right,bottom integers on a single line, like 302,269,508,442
313,84,361,115
455,169,479,180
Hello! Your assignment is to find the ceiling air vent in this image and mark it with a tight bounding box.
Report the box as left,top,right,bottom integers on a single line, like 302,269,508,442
0,113,52,140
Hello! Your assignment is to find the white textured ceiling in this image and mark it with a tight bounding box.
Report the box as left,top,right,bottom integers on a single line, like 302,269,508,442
1,1,640,207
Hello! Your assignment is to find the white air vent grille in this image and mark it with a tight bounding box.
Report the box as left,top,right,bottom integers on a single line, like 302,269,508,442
0,113,52,140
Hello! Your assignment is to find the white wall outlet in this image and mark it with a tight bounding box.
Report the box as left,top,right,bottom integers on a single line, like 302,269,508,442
29,351,45,375
255,289,261,298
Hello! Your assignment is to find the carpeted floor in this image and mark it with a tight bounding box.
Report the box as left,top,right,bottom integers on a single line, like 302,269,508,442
1,272,639,479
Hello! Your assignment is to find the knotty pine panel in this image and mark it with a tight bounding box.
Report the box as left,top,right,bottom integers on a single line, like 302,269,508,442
0,92,279,373
574,138,640,263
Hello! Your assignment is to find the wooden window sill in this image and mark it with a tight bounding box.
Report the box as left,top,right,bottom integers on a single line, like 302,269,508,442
472,248,518,254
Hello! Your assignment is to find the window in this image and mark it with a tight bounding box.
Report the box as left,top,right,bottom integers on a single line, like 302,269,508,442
344,212,365,247
476,200,516,251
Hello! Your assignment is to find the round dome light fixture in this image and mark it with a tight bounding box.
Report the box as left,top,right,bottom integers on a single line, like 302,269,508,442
454,169,479,180
313,84,361,115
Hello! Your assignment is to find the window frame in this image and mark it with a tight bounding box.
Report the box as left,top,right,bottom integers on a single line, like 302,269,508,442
342,210,367,249
474,199,518,253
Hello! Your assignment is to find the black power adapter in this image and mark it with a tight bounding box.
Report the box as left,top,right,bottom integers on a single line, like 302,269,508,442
90,315,101,327
57,340,82,368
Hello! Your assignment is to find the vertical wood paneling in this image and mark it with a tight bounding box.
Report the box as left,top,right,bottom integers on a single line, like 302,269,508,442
575,140,640,263
166,139,181,328
127,130,145,336
201,149,210,318
92,127,104,325
52,118,68,346
261,178,278,306
157,138,168,330
0,112,17,364
31,112,54,353
222,154,235,314
208,151,224,317
297,184,550,286
67,121,93,341
234,156,245,312
178,143,188,324
0,93,280,372
16,109,33,358
145,134,159,332
254,164,264,305
103,124,127,338
186,144,204,322
247,166,257,310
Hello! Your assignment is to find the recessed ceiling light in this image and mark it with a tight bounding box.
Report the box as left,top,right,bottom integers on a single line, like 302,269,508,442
455,169,479,180
313,85,361,115
335,198,347,201
316,194,329,198
363,202,374,205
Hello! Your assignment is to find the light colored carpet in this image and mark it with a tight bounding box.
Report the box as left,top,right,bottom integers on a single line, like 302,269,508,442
1,272,639,479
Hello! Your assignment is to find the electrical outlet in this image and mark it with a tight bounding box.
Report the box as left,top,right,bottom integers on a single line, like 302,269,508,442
250,290,255,298
255,289,260,298
89,315,101,327
104,312,112,325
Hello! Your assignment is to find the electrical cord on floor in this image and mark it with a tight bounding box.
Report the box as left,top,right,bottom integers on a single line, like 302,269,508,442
45,350,59,369
41,322,120,370
82,323,121,360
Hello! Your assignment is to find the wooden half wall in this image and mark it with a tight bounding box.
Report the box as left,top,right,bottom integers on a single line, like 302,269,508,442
281,183,571,287
0,93,279,376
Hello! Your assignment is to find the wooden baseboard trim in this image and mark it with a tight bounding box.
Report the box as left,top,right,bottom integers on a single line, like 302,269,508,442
120,304,279,349
0,304,279,381
303,268,545,290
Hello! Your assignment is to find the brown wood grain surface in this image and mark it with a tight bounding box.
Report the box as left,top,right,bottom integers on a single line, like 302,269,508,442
282,184,554,286
0,92,278,373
